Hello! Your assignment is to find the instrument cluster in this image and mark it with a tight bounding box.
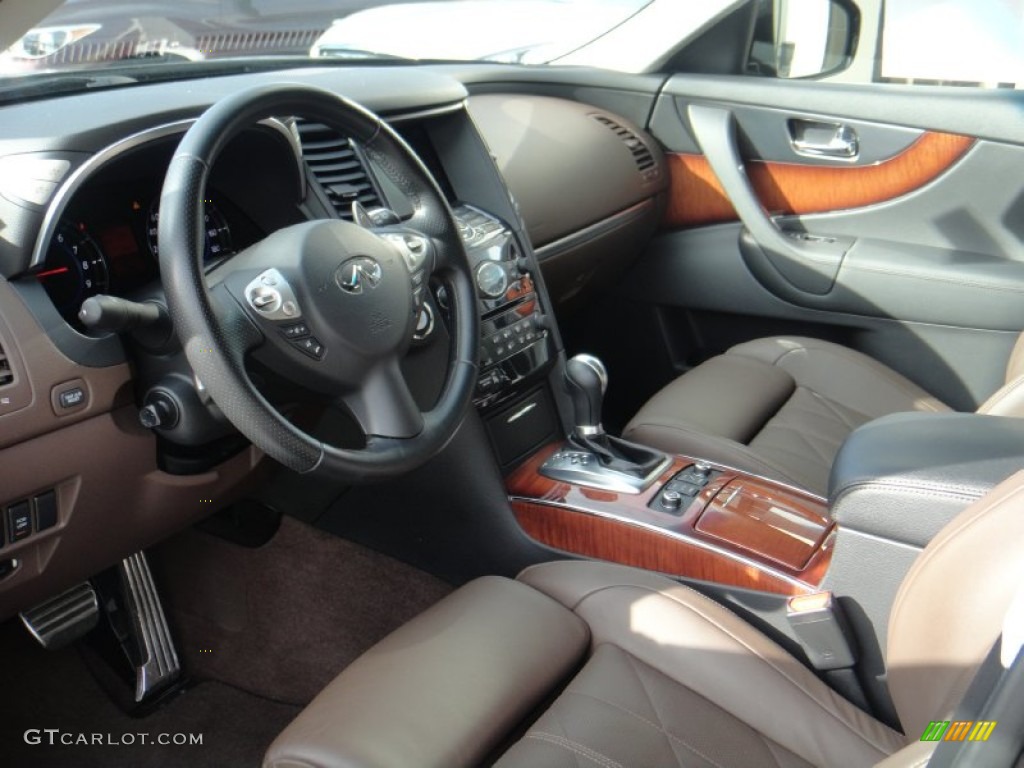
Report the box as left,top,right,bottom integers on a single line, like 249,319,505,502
36,178,245,327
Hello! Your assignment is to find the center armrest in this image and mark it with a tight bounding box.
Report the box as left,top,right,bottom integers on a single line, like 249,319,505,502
829,412,1024,547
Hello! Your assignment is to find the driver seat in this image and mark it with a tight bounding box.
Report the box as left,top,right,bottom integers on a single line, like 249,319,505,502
264,469,1024,768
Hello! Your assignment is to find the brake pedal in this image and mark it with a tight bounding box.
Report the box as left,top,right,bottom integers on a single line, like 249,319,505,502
117,551,181,702
20,582,99,649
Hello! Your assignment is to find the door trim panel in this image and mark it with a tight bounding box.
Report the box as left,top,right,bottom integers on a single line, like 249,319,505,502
664,131,975,229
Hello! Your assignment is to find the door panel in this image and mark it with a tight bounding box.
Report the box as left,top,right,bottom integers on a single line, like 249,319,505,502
631,76,1024,408
663,131,974,228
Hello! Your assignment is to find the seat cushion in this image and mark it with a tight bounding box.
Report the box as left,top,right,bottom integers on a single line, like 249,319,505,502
263,576,589,768
623,336,950,495
495,643,816,768
516,561,906,768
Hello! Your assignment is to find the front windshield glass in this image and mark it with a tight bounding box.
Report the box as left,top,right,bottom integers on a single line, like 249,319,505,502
0,0,674,78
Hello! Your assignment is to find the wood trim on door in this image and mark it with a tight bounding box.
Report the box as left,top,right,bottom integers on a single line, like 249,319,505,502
663,131,975,229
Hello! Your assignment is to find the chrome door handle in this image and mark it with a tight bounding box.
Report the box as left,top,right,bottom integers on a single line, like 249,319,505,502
789,120,859,160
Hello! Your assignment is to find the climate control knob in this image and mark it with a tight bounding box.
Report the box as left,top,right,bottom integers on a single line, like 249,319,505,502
475,261,509,299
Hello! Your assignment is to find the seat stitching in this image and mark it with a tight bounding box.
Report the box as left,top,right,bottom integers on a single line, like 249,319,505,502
889,482,1024,649
577,584,896,759
806,389,869,430
758,418,835,467
564,689,724,768
623,653,726,768
757,732,796,768
526,732,625,768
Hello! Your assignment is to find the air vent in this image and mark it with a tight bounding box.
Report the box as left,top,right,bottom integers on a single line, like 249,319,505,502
0,339,13,387
295,120,382,219
592,114,658,176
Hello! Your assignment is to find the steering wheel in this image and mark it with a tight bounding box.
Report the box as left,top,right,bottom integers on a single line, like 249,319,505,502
158,84,478,480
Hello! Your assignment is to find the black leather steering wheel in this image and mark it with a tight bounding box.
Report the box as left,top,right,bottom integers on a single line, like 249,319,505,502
159,84,478,480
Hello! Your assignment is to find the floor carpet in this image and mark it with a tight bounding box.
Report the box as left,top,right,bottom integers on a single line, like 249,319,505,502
1,516,454,766
0,619,300,768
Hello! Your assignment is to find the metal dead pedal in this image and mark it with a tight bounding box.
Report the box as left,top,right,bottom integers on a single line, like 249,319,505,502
20,582,99,649
119,551,181,702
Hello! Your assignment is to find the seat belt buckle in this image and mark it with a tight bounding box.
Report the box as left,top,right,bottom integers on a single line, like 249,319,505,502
786,591,857,671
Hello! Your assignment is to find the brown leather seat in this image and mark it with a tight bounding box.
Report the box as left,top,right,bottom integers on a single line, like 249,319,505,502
622,335,1024,496
264,469,1024,768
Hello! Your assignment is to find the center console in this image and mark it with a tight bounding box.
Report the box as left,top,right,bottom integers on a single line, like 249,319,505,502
503,352,834,597
507,445,833,596
451,204,554,411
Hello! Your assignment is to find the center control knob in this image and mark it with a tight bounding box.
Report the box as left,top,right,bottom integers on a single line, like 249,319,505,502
475,261,508,299
660,490,683,511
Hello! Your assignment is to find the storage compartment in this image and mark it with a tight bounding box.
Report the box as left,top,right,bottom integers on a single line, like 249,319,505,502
696,479,831,570
486,386,559,470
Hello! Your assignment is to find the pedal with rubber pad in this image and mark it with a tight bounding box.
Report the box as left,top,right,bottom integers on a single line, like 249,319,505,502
20,582,99,649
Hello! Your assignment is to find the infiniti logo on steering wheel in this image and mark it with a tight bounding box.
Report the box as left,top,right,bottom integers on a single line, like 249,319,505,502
335,256,383,295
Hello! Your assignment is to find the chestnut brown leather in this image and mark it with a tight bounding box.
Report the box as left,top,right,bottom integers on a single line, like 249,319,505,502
266,470,1024,768
624,336,952,495
263,576,588,768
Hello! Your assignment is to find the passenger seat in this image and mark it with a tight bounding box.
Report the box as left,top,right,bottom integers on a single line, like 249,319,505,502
623,335,1024,496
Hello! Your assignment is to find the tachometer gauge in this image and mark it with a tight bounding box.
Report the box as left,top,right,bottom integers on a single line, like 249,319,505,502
147,199,233,262
37,221,109,325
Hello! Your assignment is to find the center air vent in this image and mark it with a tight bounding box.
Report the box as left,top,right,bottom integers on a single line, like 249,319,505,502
592,114,658,178
0,340,13,387
295,120,383,219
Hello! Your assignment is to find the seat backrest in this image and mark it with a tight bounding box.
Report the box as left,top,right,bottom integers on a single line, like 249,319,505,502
977,333,1024,415
885,469,1024,739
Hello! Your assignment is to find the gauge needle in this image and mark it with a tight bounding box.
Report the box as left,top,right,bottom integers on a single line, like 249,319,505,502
36,266,71,279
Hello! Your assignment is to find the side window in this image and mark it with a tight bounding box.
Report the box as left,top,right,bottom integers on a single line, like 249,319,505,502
879,0,1024,87
745,0,1024,87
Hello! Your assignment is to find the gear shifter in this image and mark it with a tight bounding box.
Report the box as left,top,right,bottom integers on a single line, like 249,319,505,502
564,354,608,438
554,354,668,488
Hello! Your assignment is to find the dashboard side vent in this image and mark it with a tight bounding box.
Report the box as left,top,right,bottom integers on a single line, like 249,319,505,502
0,339,13,388
295,120,382,219
592,114,657,176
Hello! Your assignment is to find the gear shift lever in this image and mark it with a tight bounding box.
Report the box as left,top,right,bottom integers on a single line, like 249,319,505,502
561,354,666,480
564,354,608,438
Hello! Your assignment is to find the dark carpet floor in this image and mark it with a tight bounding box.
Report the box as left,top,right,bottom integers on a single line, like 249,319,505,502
151,515,453,704
0,618,300,767
1,516,454,766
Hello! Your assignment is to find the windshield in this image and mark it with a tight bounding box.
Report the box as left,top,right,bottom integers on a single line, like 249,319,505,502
0,0,692,79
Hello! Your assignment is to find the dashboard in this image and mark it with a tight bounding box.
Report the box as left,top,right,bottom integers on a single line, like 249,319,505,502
0,64,667,619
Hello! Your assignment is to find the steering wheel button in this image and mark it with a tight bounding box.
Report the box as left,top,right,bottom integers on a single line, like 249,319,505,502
293,336,325,360
280,323,310,340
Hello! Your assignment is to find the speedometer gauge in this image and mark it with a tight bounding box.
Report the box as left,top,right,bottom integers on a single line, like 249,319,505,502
147,199,233,262
37,221,109,325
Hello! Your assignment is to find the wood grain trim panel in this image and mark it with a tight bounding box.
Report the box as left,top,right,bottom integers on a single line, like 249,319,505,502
663,131,975,229
507,443,834,595
513,501,825,595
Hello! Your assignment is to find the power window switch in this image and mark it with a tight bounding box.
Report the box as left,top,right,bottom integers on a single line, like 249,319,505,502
7,501,32,542
34,491,58,532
